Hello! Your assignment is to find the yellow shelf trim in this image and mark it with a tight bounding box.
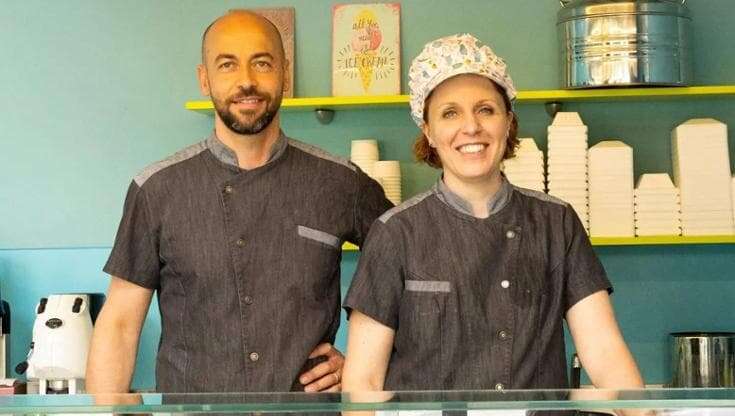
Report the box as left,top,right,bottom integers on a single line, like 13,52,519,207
590,235,735,246
186,85,735,114
341,235,735,251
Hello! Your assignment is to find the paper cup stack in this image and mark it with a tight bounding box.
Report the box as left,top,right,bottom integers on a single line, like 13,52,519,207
634,173,682,236
671,118,735,235
373,161,402,205
588,140,635,237
546,112,589,231
350,139,379,177
502,138,545,192
732,175,735,225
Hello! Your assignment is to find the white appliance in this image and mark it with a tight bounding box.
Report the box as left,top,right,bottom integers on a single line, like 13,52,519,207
0,299,9,379
17,294,97,394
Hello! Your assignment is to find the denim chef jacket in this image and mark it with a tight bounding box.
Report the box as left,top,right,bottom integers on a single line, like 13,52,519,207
344,176,612,391
105,131,393,392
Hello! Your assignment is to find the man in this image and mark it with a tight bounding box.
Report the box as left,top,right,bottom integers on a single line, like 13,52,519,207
86,10,392,393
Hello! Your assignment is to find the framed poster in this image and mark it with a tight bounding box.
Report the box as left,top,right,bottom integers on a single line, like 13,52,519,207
232,7,296,97
332,3,400,96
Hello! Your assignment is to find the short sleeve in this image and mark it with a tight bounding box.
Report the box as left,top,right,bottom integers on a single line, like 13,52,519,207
560,205,613,312
103,181,161,289
343,219,404,329
351,167,394,247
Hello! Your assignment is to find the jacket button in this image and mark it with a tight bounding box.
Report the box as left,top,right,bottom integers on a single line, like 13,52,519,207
498,330,510,340
249,352,259,362
224,185,233,194
236,238,245,247
495,383,505,390
500,280,510,289
244,296,253,305
505,230,516,239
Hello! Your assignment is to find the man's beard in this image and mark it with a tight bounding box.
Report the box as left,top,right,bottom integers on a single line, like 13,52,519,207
213,87,282,135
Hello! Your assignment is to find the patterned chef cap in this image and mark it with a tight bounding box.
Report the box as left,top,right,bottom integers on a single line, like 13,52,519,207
408,34,517,127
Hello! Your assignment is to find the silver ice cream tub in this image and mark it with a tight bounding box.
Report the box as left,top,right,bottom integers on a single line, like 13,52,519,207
671,332,735,388
558,0,693,88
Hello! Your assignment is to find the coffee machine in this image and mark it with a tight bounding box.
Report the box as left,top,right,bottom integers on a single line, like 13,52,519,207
16,294,103,394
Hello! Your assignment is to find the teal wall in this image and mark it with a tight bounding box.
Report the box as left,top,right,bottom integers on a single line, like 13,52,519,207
1,0,734,389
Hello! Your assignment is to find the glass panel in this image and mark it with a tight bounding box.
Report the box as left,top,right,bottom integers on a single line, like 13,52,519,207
0,388,733,414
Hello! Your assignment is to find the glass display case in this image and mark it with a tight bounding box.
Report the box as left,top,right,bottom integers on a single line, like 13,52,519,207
0,388,733,414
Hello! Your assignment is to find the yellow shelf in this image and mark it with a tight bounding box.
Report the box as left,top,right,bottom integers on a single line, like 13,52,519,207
342,242,359,251
590,235,735,246
185,85,735,114
340,236,735,251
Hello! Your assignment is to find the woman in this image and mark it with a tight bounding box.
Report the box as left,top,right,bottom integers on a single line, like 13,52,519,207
342,34,643,393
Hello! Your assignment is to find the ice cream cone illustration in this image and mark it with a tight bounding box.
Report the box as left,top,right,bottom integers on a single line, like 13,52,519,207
351,9,382,93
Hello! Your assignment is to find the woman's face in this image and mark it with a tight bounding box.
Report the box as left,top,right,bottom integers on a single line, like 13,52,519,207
422,74,511,186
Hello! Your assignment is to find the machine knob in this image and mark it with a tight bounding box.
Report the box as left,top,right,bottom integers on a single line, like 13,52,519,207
45,318,63,329
37,298,48,314
15,361,28,375
72,297,83,313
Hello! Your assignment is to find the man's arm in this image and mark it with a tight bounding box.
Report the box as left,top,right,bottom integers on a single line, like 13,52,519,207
86,276,153,393
298,343,346,392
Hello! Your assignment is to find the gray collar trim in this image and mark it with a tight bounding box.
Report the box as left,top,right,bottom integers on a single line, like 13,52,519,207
434,176,512,217
205,131,288,170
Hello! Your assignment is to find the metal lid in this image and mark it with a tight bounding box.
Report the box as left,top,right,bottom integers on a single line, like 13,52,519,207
671,332,735,338
558,0,691,23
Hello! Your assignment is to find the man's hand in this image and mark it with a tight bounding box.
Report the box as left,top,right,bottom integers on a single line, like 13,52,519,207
299,343,345,392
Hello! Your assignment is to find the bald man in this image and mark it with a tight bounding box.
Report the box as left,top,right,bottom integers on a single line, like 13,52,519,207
86,11,392,393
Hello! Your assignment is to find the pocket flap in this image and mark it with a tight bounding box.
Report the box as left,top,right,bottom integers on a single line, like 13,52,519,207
405,280,451,293
297,225,341,248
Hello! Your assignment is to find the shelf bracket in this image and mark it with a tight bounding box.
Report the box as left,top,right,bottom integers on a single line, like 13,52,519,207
544,101,563,118
314,109,335,125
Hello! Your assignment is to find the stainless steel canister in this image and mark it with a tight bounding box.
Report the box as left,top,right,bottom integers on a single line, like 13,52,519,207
671,332,735,387
558,0,692,88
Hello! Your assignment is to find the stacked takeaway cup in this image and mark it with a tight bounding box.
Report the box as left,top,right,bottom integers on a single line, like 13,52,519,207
634,173,682,236
671,119,735,235
373,161,402,205
546,112,590,232
502,138,545,192
732,175,735,225
588,140,635,237
350,139,380,177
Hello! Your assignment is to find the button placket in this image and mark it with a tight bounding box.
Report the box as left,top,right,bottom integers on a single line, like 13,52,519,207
499,225,521,390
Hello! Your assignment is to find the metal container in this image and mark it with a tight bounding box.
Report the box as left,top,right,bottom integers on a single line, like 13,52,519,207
671,332,735,387
558,0,693,88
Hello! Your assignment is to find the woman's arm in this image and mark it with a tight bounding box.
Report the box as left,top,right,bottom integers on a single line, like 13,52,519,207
566,290,644,389
342,310,395,392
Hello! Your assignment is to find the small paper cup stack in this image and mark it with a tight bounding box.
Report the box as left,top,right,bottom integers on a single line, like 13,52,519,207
634,173,682,236
588,140,635,237
373,160,402,205
351,139,379,177
502,138,545,192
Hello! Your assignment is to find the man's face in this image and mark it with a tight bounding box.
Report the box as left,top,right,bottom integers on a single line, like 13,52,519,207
198,16,285,135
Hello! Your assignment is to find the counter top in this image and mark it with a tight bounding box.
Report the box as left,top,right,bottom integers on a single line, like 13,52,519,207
1,388,734,414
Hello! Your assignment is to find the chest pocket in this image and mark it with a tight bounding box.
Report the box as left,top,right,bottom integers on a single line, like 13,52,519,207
296,225,341,303
395,273,452,384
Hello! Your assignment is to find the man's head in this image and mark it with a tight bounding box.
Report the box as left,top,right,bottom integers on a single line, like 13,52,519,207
198,11,288,136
